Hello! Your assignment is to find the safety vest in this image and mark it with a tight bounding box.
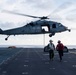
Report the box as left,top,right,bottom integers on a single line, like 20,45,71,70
49,43,55,50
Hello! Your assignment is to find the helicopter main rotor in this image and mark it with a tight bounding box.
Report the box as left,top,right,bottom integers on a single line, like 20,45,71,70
2,2,74,21
3,10,49,20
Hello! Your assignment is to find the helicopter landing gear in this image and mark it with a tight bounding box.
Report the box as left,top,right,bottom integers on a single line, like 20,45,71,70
5,35,10,41
68,29,71,32
49,33,55,37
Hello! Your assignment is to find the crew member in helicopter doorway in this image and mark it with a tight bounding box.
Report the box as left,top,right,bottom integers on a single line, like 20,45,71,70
48,40,55,61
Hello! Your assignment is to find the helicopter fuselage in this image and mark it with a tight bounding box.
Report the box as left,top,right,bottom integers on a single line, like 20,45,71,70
0,20,70,35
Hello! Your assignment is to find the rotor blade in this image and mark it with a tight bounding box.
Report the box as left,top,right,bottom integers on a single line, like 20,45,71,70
2,10,41,18
48,2,73,17
49,14,62,21
65,13,76,22
71,28,76,30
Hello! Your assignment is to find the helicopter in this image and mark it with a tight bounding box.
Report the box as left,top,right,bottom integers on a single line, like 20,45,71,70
0,10,71,41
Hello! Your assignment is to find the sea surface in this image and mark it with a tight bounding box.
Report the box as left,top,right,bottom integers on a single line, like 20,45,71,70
0,45,76,49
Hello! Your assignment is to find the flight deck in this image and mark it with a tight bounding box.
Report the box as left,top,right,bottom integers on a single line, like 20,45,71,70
0,48,76,75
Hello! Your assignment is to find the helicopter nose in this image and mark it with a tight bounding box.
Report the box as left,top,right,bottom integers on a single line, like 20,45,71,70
65,26,71,32
67,29,71,32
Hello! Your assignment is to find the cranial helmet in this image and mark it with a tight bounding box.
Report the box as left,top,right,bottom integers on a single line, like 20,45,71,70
58,40,61,43
49,40,53,42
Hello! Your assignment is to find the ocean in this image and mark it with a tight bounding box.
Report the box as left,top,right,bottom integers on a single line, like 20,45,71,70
0,45,76,49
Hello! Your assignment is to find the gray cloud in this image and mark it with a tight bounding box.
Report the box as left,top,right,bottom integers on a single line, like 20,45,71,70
68,9,76,14
66,13,76,22
0,21,15,29
0,0,76,23
6,0,17,5
51,2,73,14
65,7,76,22
20,0,55,11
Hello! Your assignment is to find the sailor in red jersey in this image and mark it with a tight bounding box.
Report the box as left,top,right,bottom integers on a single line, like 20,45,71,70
56,40,64,62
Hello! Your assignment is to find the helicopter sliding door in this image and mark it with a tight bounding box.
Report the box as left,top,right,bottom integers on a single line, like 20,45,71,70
41,24,50,33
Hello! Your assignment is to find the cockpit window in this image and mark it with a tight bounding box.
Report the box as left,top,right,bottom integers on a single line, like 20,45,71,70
52,24,56,28
59,23,62,26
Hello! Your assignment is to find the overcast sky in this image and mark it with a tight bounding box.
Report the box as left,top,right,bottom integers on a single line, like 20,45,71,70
0,0,76,46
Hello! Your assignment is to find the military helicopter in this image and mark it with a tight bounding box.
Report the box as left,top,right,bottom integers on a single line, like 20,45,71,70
0,10,71,41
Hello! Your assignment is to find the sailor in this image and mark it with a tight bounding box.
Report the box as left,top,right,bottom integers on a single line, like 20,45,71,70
56,40,64,62
48,40,55,61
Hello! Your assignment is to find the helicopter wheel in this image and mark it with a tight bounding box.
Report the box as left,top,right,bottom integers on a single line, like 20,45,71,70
49,33,55,37
68,29,71,32
49,34,52,37
5,35,10,41
5,38,8,41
